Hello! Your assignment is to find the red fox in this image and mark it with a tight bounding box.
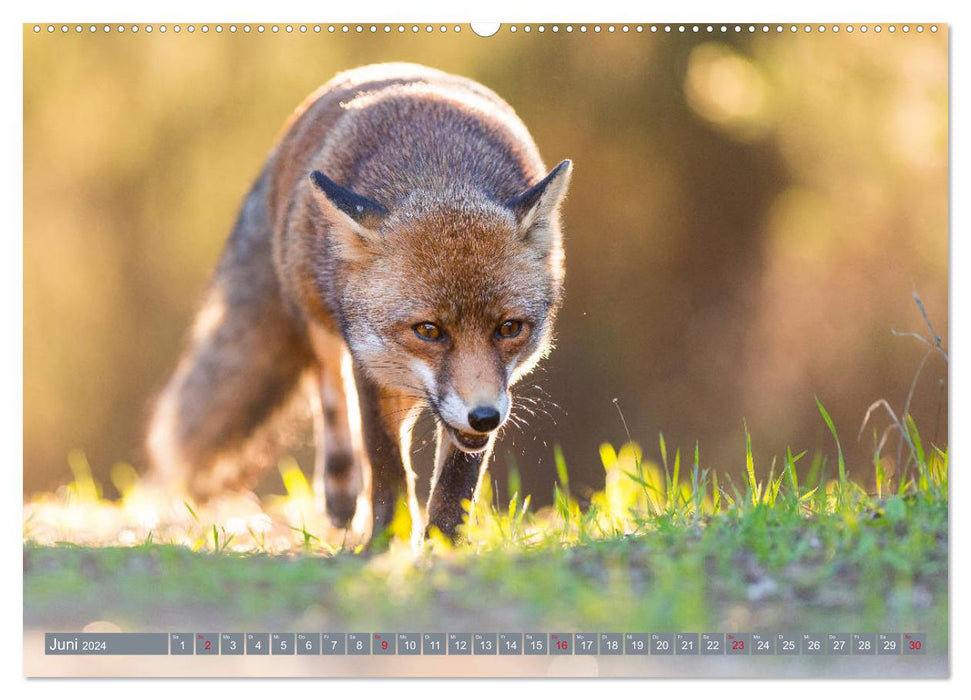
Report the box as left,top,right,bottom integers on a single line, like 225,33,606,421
147,63,572,543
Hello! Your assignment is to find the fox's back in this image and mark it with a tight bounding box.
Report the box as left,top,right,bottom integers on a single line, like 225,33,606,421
268,63,547,229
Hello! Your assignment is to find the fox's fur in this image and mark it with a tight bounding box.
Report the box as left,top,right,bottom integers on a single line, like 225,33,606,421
148,63,571,543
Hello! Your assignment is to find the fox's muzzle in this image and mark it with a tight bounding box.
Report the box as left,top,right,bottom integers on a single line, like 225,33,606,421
436,392,510,453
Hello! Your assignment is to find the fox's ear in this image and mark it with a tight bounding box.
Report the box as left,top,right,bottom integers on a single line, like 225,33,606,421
506,160,573,240
309,171,387,260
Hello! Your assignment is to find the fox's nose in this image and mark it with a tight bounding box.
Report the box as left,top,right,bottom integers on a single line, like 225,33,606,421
467,406,501,432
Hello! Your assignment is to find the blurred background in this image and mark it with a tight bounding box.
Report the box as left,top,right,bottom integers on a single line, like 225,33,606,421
24,25,948,505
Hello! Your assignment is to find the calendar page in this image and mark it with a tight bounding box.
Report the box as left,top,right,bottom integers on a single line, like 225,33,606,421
22,19,948,678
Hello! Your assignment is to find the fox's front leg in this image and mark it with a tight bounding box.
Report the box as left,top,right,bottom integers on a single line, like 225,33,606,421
426,428,493,541
309,357,361,528
353,364,421,543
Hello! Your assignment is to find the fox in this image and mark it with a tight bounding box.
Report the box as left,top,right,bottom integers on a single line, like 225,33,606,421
147,62,572,544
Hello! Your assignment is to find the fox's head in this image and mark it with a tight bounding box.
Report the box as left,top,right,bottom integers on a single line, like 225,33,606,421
308,161,571,452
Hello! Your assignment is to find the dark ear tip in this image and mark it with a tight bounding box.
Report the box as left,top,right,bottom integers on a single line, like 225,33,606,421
308,170,389,222
309,170,328,189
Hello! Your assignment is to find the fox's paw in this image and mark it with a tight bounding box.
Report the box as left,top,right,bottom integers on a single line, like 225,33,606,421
325,484,358,528
322,451,359,528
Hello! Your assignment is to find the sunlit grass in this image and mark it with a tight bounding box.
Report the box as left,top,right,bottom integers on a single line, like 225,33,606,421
24,400,948,558
24,452,342,554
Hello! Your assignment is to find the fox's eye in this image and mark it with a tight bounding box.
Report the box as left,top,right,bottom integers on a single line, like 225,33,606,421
496,320,524,339
413,322,445,342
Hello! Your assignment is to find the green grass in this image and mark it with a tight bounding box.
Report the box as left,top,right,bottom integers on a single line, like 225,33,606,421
24,403,948,659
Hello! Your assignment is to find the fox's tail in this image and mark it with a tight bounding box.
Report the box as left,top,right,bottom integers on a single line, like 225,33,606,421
146,175,313,497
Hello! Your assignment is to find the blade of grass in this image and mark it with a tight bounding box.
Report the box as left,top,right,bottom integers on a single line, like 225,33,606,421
743,421,760,507
816,397,846,508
